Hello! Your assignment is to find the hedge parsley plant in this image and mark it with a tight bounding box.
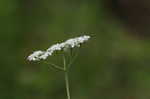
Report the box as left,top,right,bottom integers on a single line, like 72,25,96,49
27,35,90,99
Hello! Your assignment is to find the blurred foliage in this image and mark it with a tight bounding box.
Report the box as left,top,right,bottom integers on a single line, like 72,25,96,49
1,0,150,99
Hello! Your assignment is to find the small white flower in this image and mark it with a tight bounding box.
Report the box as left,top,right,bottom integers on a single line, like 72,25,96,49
39,52,51,60
47,43,64,52
64,35,90,48
27,51,45,61
27,35,90,61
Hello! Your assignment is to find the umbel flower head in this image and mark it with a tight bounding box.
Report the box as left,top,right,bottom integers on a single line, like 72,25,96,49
27,35,90,61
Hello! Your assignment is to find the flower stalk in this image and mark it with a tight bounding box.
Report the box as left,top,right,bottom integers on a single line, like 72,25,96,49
65,71,71,99
63,55,71,99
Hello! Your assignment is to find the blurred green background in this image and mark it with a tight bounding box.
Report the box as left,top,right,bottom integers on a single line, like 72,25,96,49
1,0,150,99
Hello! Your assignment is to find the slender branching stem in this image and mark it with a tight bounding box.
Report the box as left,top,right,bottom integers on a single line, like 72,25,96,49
68,49,79,69
63,55,71,99
44,61,64,71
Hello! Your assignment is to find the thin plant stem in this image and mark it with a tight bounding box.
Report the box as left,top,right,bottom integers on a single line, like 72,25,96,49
65,71,71,99
63,55,71,99
68,48,79,69
44,61,64,71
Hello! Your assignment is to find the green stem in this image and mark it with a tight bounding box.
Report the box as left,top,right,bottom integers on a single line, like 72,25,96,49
65,71,71,99
63,55,71,99
44,61,64,71
68,48,79,69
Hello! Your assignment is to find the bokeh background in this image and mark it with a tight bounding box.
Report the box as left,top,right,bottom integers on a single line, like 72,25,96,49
1,0,150,99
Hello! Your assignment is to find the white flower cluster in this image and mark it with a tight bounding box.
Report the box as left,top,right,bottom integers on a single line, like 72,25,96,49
27,35,90,61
